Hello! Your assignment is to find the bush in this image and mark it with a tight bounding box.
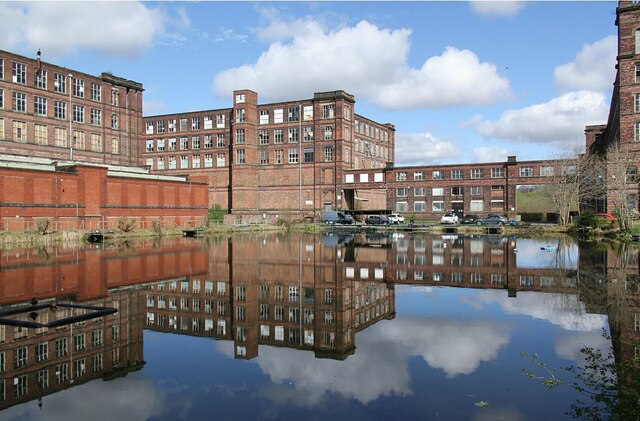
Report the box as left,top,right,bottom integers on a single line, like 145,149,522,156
576,211,597,228
208,204,225,224
152,220,162,236
35,218,51,235
117,217,136,233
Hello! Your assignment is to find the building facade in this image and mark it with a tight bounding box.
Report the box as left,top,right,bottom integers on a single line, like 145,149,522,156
143,90,395,219
0,49,144,167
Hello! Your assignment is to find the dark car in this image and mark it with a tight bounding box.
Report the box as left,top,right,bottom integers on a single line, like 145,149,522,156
461,214,479,224
475,215,509,226
365,215,390,225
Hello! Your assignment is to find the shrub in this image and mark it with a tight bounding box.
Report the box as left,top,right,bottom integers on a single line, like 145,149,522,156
152,220,162,236
208,204,225,224
35,218,51,235
117,217,136,233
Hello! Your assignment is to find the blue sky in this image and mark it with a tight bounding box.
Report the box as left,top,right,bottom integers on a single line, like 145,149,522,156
0,1,618,166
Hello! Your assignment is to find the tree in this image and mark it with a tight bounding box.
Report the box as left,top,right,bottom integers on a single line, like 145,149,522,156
601,144,639,231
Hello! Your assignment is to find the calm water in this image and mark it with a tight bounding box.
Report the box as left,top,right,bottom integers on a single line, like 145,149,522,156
0,231,637,420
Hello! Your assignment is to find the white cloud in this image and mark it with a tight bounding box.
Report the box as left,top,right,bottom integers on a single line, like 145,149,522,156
143,100,169,115
474,91,609,145
255,316,511,407
472,146,511,163
555,35,617,91
469,1,525,17
0,2,166,57
394,132,462,166
214,17,511,110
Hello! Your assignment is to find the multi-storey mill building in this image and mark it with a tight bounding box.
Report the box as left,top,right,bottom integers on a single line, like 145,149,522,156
143,90,395,220
0,50,144,166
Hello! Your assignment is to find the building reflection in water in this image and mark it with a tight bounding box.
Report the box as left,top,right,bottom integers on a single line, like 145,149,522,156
0,233,638,411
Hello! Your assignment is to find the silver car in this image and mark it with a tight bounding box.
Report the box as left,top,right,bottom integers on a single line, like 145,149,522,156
440,213,459,224
475,215,509,226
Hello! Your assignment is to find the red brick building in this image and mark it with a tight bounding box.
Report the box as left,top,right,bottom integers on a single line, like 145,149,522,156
0,49,144,166
143,90,395,220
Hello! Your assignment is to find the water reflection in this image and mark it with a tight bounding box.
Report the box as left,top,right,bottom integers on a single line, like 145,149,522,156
0,233,637,418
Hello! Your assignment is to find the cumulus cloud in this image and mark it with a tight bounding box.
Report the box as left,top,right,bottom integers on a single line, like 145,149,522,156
255,316,511,406
473,91,609,145
394,132,462,166
555,35,617,91
0,2,166,57
472,146,511,163
470,1,525,17
214,17,511,110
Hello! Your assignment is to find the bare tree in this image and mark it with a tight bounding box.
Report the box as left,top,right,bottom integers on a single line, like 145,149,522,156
601,144,639,231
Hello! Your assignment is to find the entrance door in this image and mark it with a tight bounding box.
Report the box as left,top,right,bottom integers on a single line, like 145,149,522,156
452,202,464,217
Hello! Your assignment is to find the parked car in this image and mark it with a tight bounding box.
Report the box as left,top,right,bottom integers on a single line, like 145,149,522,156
321,211,354,225
440,213,459,224
475,215,509,226
461,214,478,224
365,215,390,225
388,213,405,224
594,212,615,221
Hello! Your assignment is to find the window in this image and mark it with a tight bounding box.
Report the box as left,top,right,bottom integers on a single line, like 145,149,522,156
14,347,27,368
260,150,269,165
112,137,119,154
91,83,101,101
146,121,154,135
451,169,463,179
12,61,26,84
432,201,444,211
628,193,638,211
35,69,47,89
168,138,177,151
432,170,444,180
13,121,26,142
414,171,424,180
216,153,225,167
0,89,3,109
636,122,640,142
12,92,26,112
562,165,576,175
55,127,67,147
111,89,119,106
520,167,534,177
111,113,119,129
288,148,298,164
304,147,314,162
236,129,245,144
303,105,313,121
34,96,47,115
178,137,188,150
491,168,504,178
157,138,165,151
415,187,426,196
471,169,484,179
145,139,154,152
274,129,283,144
157,120,165,133
90,133,102,151
396,172,407,181
260,110,269,124
322,104,335,118
216,114,226,128
324,147,333,162
414,201,426,212
395,188,407,197
274,109,283,123
432,187,444,196
217,134,225,148
299,127,312,143
324,126,333,140
236,108,245,123
35,124,47,145
470,200,484,212
627,166,638,183
73,78,84,98
236,149,245,164
53,100,67,120
259,129,269,145
540,166,555,177
288,127,298,143
0,58,3,80
288,106,299,122
637,29,640,55
168,119,176,132
90,108,101,126
470,186,482,196
275,149,283,164
451,186,463,196
636,63,640,84
192,154,201,168
73,105,84,123
192,117,200,130
203,154,212,168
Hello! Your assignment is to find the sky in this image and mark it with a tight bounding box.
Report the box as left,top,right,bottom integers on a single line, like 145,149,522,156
0,1,619,166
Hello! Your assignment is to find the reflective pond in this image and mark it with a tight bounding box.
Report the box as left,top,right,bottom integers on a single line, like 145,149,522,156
0,232,638,420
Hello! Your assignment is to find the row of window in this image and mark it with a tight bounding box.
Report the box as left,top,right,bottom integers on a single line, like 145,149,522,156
396,199,503,213
354,119,389,142
0,58,121,105
0,119,119,153
393,165,575,181
145,147,335,170
0,89,120,129
396,185,504,197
